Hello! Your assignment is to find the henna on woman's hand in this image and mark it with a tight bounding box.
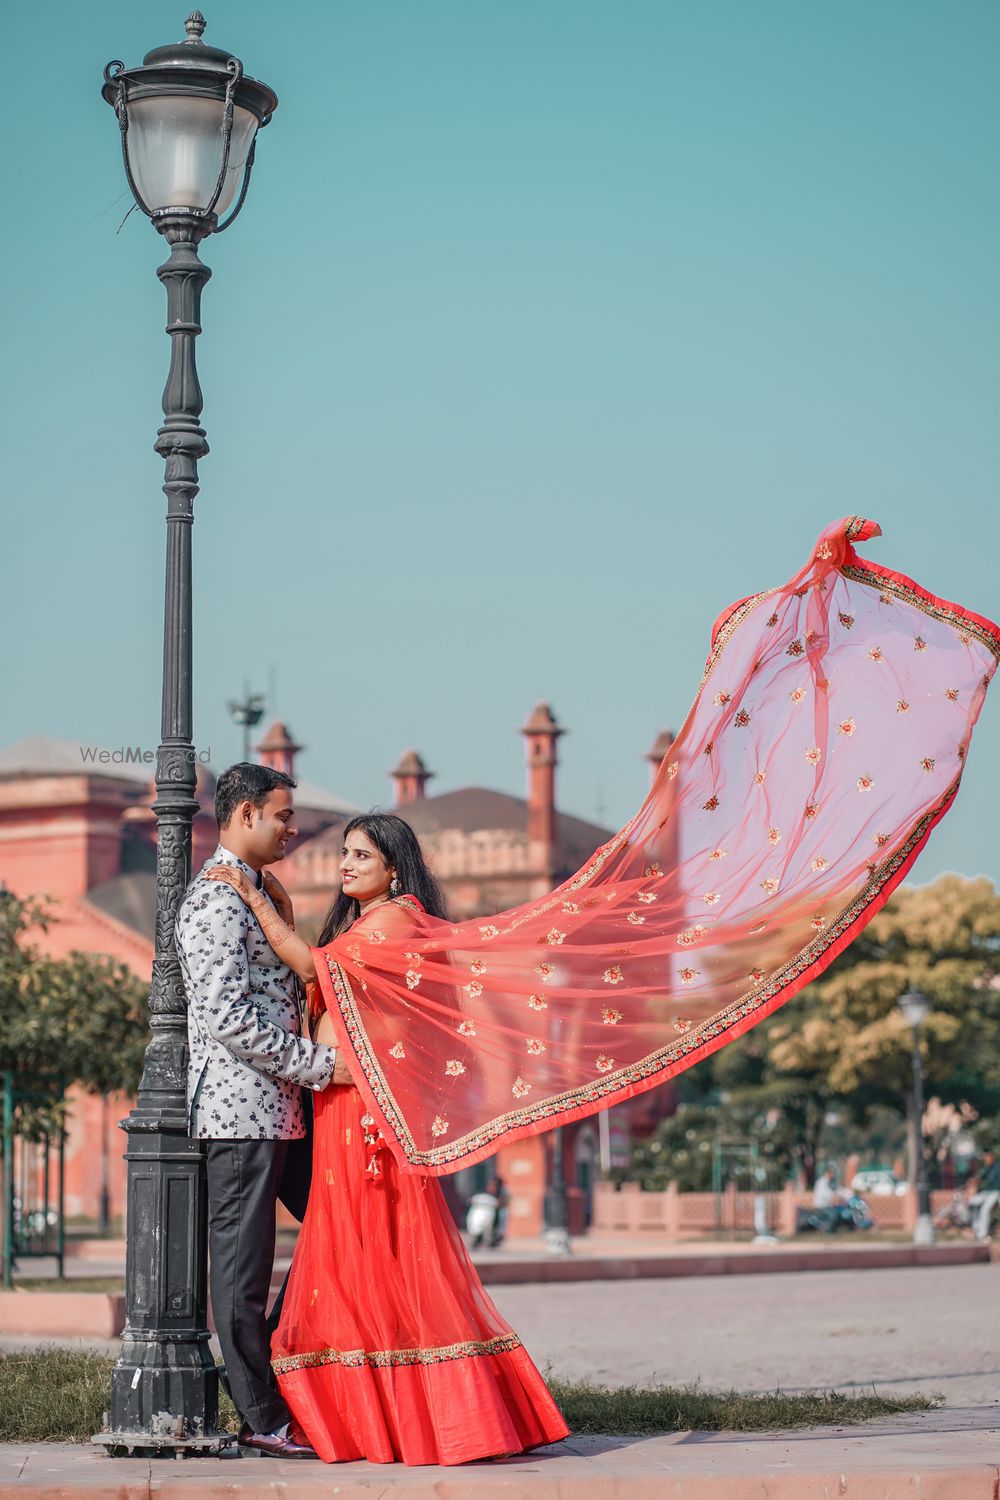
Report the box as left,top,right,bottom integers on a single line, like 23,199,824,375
203,865,292,948
249,896,295,951
263,870,295,927
332,1054,355,1086
203,864,253,897
201,863,316,985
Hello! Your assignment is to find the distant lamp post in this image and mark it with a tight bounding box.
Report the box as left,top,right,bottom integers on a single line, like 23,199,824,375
898,988,935,1246
542,1010,572,1255
96,12,277,1457
544,1125,572,1256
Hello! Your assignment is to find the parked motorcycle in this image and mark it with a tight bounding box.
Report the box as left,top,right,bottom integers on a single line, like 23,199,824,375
466,1190,504,1248
795,1193,874,1234
933,1191,973,1233
933,1189,1000,1239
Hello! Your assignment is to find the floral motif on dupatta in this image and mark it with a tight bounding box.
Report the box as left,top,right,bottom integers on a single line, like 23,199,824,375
312,518,999,1176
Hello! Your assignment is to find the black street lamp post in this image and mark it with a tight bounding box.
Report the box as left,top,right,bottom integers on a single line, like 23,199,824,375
94,12,277,1456
898,988,935,1246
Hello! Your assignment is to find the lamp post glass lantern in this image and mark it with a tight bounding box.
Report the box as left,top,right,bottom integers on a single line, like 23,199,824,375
95,12,277,1457
898,988,935,1246
102,10,276,235
898,988,931,1032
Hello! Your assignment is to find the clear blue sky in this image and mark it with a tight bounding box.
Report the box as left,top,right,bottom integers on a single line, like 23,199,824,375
2,1,997,883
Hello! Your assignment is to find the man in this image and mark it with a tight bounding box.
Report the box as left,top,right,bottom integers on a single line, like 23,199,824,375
969,1149,1000,1242
176,762,351,1459
811,1166,842,1232
812,1167,838,1210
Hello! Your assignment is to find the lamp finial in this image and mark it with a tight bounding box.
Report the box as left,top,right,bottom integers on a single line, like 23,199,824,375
185,11,207,42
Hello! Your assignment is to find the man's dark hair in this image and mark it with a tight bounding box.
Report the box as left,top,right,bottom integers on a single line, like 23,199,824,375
215,763,296,829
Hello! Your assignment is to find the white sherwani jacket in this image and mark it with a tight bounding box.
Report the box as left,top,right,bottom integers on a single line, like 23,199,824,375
176,844,335,1140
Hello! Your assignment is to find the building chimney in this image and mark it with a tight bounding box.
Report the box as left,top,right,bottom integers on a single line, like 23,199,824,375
521,702,564,883
390,748,433,806
255,720,303,780
644,728,675,786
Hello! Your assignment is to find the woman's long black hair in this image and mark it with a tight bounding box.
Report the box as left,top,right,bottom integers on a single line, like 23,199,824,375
317,811,448,946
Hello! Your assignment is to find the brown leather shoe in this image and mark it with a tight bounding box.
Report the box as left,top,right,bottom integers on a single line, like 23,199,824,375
237,1423,320,1459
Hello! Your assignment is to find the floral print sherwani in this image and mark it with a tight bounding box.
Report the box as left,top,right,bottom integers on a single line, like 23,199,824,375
176,844,335,1140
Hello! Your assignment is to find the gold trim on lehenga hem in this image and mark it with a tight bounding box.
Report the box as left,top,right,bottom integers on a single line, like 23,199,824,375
272,1332,523,1374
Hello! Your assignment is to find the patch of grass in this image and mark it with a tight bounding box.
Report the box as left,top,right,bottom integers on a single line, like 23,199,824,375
0,1349,239,1444
11,1278,125,1294
218,1388,240,1433
0,1348,113,1443
0,1349,938,1444
548,1378,937,1435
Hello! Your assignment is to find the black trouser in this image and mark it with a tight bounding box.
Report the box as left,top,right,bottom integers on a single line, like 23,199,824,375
204,1134,312,1434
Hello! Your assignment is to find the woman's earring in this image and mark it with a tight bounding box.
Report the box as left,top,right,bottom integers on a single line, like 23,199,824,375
390,875,400,897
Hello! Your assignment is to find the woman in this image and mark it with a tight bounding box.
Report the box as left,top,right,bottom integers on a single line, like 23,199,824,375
207,813,569,1466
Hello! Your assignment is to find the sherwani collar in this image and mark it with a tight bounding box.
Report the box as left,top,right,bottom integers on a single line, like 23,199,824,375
212,843,264,890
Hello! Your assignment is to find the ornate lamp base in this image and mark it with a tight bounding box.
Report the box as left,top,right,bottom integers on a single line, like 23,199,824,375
92,1430,233,1459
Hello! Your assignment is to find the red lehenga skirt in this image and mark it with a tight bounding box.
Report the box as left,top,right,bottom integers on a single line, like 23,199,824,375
270,1084,569,1465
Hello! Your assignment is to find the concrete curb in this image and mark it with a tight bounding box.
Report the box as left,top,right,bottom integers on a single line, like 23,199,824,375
3,1469,998,1499
0,1292,124,1338
467,1241,992,1284
2,1411,1000,1498
65,1241,127,1261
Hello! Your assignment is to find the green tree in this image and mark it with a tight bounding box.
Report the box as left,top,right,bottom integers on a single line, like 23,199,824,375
766,875,1000,1179
622,1096,798,1193
703,1023,834,1187
625,875,1000,1189
0,893,148,1130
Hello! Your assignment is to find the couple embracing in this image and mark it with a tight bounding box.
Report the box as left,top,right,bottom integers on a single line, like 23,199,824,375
175,761,568,1465
174,521,998,1464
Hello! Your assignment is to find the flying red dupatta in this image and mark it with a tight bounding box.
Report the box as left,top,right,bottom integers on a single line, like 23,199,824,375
313,517,999,1176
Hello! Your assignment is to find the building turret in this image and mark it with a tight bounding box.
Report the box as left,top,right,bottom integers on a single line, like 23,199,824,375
255,721,303,780
391,748,433,806
520,702,564,884
644,728,676,786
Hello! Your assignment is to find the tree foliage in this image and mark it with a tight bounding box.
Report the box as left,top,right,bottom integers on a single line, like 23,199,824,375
628,875,1000,1187
767,875,1000,1116
0,894,148,1121
621,1097,798,1192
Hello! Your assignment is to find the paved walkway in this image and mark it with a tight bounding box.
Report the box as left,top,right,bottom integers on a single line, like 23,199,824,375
1,1408,998,1497
5,1260,1000,1404
494,1259,1000,1404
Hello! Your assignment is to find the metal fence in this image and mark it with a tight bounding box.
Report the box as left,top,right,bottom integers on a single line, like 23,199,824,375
592,1179,944,1237
2,1072,65,1287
